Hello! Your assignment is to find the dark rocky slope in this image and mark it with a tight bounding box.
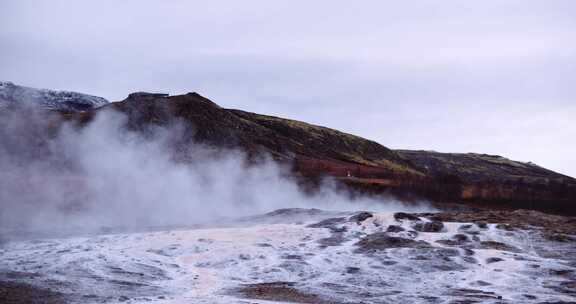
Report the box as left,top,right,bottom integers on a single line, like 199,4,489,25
3,90,575,214
398,150,576,213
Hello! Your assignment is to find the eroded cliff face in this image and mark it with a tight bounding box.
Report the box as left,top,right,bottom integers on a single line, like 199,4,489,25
2,91,575,214
397,150,576,213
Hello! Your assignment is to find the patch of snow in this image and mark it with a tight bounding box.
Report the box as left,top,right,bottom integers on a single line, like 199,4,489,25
0,81,109,111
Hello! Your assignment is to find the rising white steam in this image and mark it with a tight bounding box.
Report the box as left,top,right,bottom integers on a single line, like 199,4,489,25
0,108,431,235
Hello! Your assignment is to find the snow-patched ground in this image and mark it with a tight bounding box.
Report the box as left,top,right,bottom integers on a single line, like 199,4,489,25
1,209,575,304
0,81,108,111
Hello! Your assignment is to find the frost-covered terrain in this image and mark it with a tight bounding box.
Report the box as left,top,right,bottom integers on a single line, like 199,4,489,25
1,208,575,304
0,81,108,111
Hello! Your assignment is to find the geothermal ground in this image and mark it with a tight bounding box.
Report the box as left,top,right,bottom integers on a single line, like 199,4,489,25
1,208,575,304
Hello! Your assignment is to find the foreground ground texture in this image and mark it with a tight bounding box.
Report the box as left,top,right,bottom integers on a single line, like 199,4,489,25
1,208,575,304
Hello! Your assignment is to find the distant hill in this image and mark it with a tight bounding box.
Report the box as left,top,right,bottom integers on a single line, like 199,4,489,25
2,88,575,214
0,81,108,111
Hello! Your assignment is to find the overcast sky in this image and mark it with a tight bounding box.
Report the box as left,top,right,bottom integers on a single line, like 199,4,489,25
1,0,575,177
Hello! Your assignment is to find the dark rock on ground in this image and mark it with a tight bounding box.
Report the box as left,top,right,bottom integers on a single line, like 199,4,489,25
471,281,492,287
447,288,502,301
245,208,341,225
355,233,432,253
453,234,469,242
413,221,445,233
548,269,574,278
478,241,521,253
544,233,575,243
317,234,347,248
475,222,488,229
486,257,504,264
262,208,325,218
421,209,576,236
232,282,330,304
394,212,421,222
560,281,576,289
438,238,461,248
308,217,347,230
462,256,478,264
349,212,373,223
436,234,469,246
495,223,515,231
386,225,405,233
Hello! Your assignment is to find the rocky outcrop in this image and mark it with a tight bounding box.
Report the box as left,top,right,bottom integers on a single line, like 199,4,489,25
355,233,432,253
418,209,576,236
397,150,576,213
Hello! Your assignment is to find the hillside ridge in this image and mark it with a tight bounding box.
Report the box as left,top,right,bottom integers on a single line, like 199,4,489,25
2,87,575,213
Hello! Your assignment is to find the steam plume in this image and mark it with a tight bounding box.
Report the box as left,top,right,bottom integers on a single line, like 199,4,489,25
0,108,431,236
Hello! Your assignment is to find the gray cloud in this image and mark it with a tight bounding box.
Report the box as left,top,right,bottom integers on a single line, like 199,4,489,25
1,0,575,176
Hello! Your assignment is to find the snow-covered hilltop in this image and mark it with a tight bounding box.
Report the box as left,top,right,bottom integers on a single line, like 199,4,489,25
0,81,108,111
